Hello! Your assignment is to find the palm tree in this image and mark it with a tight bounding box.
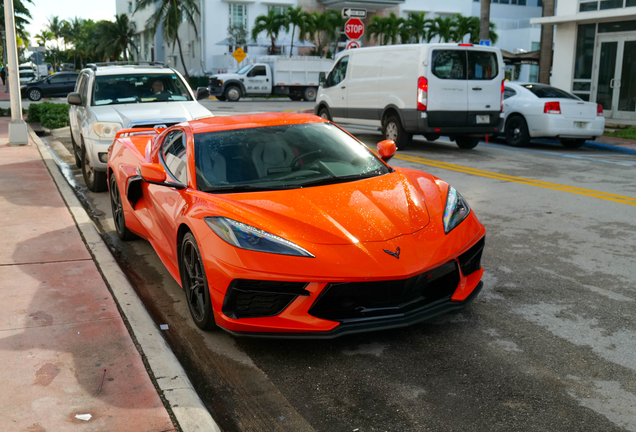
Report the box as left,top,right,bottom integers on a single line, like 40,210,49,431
95,14,137,61
47,16,63,49
451,15,477,44
469,21,498,45
284,7,310,57
403,12,428,44
0,0,34,44
428,16,455,43
35,30,54,47
251,9,287,55
306,10,342,57
136,0,200,79
368,15,389,45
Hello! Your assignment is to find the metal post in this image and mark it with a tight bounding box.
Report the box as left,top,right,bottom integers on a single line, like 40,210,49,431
3,0,28,145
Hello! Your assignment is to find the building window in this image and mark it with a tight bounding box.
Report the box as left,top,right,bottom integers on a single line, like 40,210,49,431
600,0,624,9
529,42,540,82
579,1,599,11
268,5,286,15
598,19,636,33
229,4,248,28
574,24,596,80
128,1,133,13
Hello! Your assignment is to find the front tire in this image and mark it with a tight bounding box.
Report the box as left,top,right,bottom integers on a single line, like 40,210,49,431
303,87,317,102
318,107,331,121
109,174,137,241
216,95,227,101
181,233,216,331
82,144,107,192
224,85,241,102
455,137,480,149
561,138,586,149
384,114,412,150
505,115,530,147
28,88,42,101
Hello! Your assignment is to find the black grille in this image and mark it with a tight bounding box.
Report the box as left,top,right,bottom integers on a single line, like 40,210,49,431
458,237,485,276
131,122,180,129
209,77,222,88
309,261,460,322
223,280,309,319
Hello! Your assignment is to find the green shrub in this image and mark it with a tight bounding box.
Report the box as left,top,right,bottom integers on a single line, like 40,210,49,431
26,102,69,129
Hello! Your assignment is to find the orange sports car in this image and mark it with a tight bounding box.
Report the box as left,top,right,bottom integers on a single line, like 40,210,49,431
107,113,485,338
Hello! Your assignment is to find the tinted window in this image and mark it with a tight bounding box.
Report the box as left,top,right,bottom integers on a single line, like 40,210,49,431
432,50,466,80
521,84,579,99
194,122,389,192
467,51,498,80
503,88,517,99
329,56,349,86
248,66,267,77
92,73,193,106
49,75,66,83
162,131,188,184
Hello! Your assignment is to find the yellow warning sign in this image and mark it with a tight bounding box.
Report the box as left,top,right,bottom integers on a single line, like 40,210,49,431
232,47,247,63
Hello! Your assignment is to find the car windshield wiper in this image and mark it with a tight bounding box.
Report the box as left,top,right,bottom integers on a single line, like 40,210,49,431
297,172,384,188
201,185,299,193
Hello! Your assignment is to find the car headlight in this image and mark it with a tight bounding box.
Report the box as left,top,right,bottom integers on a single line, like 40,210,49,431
204,217,314,257
443,186,471,234
20,85,26,90
93,122,123,139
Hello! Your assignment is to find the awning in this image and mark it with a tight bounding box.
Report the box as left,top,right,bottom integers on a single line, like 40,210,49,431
501,50,544,66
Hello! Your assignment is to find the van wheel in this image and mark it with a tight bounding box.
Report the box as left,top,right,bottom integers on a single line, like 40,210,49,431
424,134,440,142
303,87,317,102
455,137,480,149
505,115,530,147
384,115,412,150
561,138,586,149
289,95,302,101
225,86,241,102
318,107,331,121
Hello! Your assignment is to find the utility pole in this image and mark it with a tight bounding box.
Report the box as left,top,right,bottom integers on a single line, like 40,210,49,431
480,0,491,43
538,0,555,84
3,0,28,145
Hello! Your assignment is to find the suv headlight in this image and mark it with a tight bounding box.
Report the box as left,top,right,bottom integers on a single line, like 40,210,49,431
443,186,471,234
93,122,123,139
204,217,314,257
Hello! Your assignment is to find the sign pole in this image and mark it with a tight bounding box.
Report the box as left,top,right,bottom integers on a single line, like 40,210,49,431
3,0,28,145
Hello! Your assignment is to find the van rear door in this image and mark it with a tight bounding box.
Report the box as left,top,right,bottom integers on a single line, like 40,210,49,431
427,47,468,127
466,48,502,122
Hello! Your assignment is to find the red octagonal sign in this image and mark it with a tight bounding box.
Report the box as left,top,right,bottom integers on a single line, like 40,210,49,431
345,18,364,40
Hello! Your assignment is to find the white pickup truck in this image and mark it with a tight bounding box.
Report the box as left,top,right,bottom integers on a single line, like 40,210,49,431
208,56,333,102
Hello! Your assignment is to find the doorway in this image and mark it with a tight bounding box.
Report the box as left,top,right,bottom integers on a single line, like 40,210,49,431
593,34,636,120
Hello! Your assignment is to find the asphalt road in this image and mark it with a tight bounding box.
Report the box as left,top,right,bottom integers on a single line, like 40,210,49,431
41,102,636,432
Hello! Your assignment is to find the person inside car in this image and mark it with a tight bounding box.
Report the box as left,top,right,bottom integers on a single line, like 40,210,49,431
146,79,172,100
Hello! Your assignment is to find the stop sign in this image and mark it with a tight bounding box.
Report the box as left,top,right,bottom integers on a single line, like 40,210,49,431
345,18,364,40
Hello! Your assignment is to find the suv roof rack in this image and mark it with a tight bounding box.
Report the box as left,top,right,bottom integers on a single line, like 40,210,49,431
87,61,166,71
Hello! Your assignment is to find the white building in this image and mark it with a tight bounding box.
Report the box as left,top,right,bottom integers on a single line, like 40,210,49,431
116,0,543,81
532,0,636,123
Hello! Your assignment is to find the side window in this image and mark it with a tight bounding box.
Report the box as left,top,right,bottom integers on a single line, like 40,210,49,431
331,56,349,86
467,51,498,80
49,75,65,83
161,131,188,185
248,66,267,77
75,74,85,92
503,88,516,99
432,50,466,80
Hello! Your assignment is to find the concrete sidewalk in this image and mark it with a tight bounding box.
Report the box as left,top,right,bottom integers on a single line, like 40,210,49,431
0,118,176,431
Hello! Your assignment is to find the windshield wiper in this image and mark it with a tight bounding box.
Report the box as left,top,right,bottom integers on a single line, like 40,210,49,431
201,185,299,193
297,172,383,188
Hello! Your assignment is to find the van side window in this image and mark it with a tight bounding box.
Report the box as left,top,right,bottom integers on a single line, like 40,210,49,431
329,56,349,86
467,51,498,80
432,51,466,80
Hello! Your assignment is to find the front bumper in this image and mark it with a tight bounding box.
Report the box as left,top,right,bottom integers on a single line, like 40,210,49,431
84,136,113,171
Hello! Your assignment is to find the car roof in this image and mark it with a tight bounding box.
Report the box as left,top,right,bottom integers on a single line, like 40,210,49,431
90,66,177,76
188,113,326,134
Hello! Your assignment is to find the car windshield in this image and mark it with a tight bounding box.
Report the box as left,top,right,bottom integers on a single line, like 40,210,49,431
21,72,35,78
92,73,193,106
194,122,390,192
521,84,579,100
236,65,252,74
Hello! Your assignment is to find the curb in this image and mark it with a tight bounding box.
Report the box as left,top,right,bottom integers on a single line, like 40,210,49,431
29,127,221,432
584,141,636,155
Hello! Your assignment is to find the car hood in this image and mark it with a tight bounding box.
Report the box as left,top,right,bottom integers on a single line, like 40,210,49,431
210,171,431,245
211,73,241,81
91,101,213,127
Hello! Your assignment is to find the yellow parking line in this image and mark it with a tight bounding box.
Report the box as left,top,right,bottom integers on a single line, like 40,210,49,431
394,154,636,207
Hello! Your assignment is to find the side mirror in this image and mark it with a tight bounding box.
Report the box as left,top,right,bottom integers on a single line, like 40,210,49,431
138,163,167,184
67,92,82,106
377,139,397,162
319,72,326,87
196,86,210,100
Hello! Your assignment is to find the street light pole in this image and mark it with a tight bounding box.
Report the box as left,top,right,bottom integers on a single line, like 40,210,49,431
3,0,28,145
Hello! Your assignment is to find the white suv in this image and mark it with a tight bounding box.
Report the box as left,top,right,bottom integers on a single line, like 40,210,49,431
68,63,212,191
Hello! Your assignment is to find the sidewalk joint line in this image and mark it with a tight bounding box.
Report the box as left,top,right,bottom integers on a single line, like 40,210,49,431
0,258,93,267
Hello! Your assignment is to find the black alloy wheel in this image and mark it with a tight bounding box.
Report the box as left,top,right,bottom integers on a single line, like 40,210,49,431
455,136,480,149
109,174,137,241
384,114,412,150
561,138,586,149
181,233,216,330
82,143,108,192
28,88,42,101
505,115,531,147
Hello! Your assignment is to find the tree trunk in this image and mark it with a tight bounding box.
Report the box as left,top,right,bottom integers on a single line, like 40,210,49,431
480,0,491,42
290,24,296,58
538,0,555,84
176,34,189,80
270,34,276,55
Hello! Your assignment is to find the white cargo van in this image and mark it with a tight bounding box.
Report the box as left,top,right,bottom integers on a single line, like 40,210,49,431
315,43,505,149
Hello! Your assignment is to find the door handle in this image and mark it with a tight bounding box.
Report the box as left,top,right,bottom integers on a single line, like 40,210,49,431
341,86,346,89
615,79,621,87
610,79,615,89
472,87,482,91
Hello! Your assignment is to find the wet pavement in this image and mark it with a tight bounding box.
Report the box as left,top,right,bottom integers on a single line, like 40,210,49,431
41,117,636,432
